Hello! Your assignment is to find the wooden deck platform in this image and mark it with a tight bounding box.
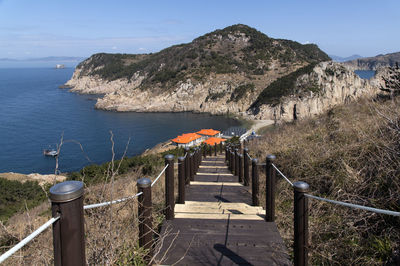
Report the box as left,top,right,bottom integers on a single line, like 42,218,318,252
155,156,290,265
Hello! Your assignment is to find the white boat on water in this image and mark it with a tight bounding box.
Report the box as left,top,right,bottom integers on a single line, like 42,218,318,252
55,64,65,69
43,149,59,157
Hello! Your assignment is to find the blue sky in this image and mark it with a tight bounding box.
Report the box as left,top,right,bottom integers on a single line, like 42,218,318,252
1,0,399,59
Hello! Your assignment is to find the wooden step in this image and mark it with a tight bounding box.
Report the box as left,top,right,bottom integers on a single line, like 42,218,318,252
196,172,233,176
175,205,265,215
199,165,227,169
181,201,260,209
189,181,243,186
174,213,265,220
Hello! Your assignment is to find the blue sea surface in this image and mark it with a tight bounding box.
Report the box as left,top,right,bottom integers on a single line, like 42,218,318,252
354,70,376,79
0,68,240,174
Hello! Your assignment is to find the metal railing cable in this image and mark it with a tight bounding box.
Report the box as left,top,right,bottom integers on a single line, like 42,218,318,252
0,216,60,263
305,193,400,217
246,153,252,160
270,163,398,216
84,164,169,210
84,192,143,210
151,164,169,187
272,163,294,186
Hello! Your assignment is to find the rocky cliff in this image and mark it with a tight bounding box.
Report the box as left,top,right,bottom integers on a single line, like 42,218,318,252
251,62,384,121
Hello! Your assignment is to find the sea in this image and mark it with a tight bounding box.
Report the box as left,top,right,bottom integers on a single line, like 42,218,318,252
0,68,240,174
354,70,376,79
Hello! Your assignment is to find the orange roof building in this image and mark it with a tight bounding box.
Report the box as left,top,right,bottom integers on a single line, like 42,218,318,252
196,129,221,137
203,137,226,145
172,133,202,147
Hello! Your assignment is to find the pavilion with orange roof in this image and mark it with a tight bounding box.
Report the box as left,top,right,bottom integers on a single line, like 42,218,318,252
202,137,226,146
196,129,221,138
171,133,202,148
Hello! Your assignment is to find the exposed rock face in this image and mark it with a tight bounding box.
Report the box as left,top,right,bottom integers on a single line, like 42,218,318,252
94,74,257,115
252,62,383,121
67,61,383,123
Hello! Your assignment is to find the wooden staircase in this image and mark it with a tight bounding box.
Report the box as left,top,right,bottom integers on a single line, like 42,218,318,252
155,155,290,265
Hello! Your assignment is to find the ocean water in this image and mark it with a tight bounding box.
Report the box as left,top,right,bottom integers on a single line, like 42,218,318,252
0,68,240,174
354,70,376,79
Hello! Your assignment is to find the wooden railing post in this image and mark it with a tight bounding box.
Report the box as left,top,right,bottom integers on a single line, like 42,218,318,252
293,181,309,266
225,146,228,162
231,150,235,174
208,144,212,156
238,154,244,183
235,149,239,178
193,149,198,173
50,181,85,266
190,152,195,181
251,159,259,206
266,154,276,222
165,154,175,220
137,178,153,261
214,143,217,156
243,148,250,186
196,148,200,172
178,156,185,204
184,147,190,185
219,142,223,154
203,145,207,158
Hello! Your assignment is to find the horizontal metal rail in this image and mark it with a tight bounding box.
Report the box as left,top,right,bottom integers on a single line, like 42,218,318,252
151,164,169,187
84,192,143,210
272,163,294,186
0,216,60,263
305,193,400,216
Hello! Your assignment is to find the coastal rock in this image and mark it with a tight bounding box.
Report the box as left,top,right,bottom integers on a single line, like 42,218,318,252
252,62,383,121
67,61,384,123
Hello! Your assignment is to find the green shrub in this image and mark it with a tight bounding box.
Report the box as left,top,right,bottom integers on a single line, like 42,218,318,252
250,63,317,110
0,178,47,222
230,83,255,102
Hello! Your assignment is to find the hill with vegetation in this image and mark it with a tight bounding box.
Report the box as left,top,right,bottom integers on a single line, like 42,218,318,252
75,24,329,88
65,24,336,117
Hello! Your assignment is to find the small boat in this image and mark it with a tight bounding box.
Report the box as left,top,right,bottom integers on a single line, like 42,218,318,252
43,149,59,157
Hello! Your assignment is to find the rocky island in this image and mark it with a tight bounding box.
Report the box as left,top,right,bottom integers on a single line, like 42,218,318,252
65,24,385,122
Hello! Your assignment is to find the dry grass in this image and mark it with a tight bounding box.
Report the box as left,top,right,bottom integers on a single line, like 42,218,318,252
0,151,180,265
247,97,400,265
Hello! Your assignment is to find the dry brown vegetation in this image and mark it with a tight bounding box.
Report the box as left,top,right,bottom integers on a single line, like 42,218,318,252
0,148,185,265
248,97,400,265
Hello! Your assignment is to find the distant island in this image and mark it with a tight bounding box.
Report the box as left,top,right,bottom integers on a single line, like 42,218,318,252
65,24,385,122
343,51,400,70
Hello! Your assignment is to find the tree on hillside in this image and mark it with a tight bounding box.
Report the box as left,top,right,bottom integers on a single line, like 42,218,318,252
380,62,400,98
